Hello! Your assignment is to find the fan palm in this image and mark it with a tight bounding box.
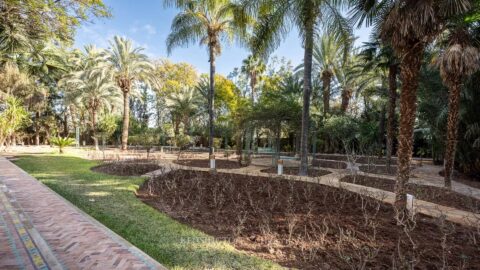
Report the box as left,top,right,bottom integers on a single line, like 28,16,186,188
436,26,480,188
350,0,475,214
240,0,351,175
105,36,154,151
165,0,248,156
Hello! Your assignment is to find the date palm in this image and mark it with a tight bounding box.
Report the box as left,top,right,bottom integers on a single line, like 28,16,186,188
240,0,351,175
61,46,121,150
359,41,399,170
436,26,480,188
350,0,475,215
165,0,248,156
241,55,266,102
105,36,154,151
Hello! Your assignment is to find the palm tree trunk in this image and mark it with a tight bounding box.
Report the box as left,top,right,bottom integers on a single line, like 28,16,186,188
63,109,69,137
121,90,130,151
91,109,99,151
299,26,314,176
322,71,332,116
386,64,398,170
208,47,216,156
35,111,40,146
444,81,461,189
340,88,352,113
394,45,424,216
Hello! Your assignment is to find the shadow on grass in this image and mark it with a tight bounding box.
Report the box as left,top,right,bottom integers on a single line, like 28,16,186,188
13,154,280,270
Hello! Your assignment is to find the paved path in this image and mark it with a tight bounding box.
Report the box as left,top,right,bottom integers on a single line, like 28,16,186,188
0,157,166,270
147,160,480,228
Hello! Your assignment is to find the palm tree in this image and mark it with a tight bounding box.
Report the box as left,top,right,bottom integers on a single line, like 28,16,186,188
61,46,122,150
350,0,475,215
165,0,247,156
359,41,399,170
105,36,154,151
165,87,201,136
313,34,350,116
240,0,351,175
241,55,266,102
436,26,480,188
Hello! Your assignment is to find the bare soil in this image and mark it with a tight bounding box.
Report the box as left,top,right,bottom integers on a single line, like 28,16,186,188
260,167,331,177
315,154,397,165
174,159,245,169
137,170,480,269
312,159,347,169
91,161,160,176
342,175,480,213
358,165,415,176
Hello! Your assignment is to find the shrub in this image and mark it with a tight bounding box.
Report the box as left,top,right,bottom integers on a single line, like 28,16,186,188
50,137,76,154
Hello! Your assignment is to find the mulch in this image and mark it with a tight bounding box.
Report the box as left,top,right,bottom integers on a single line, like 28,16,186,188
91,161,160,176
341,175,480,213
174,159,245,169
137,170,480,269
260,167,331,177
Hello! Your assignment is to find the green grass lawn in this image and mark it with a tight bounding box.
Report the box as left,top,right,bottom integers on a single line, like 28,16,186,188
14,154,281,270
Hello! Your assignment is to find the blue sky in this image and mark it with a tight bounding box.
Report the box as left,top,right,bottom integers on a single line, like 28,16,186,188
75,0,372,76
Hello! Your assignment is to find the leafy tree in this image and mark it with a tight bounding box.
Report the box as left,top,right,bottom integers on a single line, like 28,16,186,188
0,96,29,149
240,0,351,175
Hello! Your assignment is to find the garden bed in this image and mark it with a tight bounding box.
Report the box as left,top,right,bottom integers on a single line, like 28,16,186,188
138,170,480,269
315,154,397,165
91,161,160,176
358,165,415,176
174,159,245,169
439,170,480,189
311,159,347,169
260,167,331,177
341,175,480,213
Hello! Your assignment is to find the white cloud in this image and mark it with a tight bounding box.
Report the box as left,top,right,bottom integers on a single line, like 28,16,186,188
143,24,156,35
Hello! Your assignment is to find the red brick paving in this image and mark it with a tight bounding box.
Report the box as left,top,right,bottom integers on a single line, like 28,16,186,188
0,157,166,270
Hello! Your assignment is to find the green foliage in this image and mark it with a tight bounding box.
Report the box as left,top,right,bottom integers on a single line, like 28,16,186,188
50,137,76,153
97,114,118,137
0,96,29,146
175,133,192,149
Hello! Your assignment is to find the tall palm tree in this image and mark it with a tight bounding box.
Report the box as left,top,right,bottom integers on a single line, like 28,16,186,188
165,0,247,156
240,0,351,175
105,36,154,151
241,55,266,102
436,26,480,188
359,41,399,170
350,0,475,215
61,46,122,150
313,34,350,116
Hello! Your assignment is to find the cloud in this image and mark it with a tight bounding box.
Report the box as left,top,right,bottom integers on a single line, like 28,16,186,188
143,24,157,35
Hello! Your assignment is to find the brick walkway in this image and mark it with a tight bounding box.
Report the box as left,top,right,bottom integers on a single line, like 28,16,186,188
0,157,166,270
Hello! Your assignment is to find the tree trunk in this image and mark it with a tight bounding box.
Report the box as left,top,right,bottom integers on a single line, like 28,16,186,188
394,45,424,216
121,90,130,151
340,88,352,113
299,26,314,176
321,70,332,116
91,109,99,151
63,109,69,137
208,46,216,156
386,64,398,170
444,81,462,189
35,111,40,146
